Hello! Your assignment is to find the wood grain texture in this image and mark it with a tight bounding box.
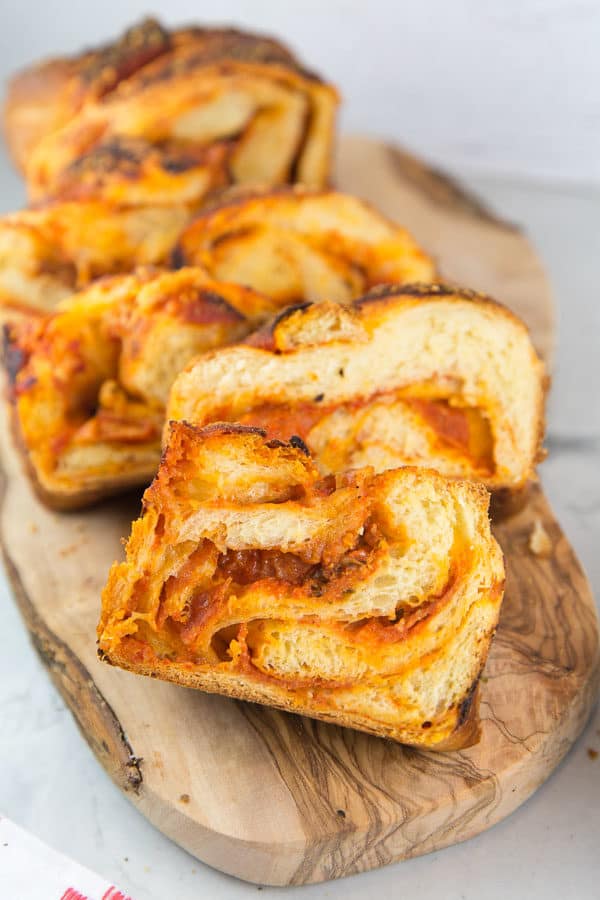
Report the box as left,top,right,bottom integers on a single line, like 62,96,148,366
0,135,596,886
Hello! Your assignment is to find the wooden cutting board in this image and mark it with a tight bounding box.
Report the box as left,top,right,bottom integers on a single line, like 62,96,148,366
1,135,597,887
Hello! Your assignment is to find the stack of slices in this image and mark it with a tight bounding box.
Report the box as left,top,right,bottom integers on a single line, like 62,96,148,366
1,18,547,750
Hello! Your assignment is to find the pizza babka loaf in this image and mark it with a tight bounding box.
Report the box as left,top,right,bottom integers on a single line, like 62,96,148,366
98,423,505,750
5,18,338,205
4,268,275,509
174,187,436,304
167,284,546,493
0,201,191,315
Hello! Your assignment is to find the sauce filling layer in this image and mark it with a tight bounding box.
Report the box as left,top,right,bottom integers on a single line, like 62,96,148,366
235,390,495,473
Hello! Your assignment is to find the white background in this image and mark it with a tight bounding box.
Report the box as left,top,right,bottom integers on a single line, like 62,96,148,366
1,0,600,182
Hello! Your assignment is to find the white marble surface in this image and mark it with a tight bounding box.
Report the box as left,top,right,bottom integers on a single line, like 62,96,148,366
0,157,599,898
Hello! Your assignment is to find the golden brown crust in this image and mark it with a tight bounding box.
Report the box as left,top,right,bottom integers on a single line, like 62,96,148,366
4,18,172,170
98,423,505,750
98,647,483,749
5,18,339,203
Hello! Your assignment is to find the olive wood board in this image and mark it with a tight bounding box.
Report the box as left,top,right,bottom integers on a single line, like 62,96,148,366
1,134,597,887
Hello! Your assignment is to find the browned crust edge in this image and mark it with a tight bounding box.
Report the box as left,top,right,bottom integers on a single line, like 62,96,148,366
97,640,484,753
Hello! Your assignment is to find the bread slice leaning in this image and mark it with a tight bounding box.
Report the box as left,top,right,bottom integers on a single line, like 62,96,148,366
4,267,276,509
0,201,192,316
167,283,547,493
98,422,505,750
174,186,436,304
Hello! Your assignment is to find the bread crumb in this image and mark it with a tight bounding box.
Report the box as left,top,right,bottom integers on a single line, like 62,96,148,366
179,793,190,804
587,748,598,760
529,519,552,557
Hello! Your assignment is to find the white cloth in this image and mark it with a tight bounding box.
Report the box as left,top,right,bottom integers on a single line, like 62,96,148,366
0,815,133,900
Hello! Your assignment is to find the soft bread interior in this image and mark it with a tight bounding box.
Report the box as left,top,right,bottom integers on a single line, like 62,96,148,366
5,269,275,508
0,202,191,315
167,286,546,491
175,188,436,304
99,423,505,749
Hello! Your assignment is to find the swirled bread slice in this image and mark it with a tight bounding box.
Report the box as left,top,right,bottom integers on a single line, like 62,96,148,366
5,18,174,172
4,268,275,509
98,423,505,750
0,201,191,315
167,284,546,493
174,187,435,304
6,18,338,204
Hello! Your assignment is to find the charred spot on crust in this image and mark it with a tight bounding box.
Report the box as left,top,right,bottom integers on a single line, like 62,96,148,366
128,29,312,93
265,434,310,456
160,149,209,174
2,325,27,387
96,646,114,664
244,302,314,351
290,435,310,456
271,301,313,330
194,421,268,439
58,136,224,187
161,157,192,174
265,438,287,450
354,282,489,308
160,139,232,174
170,244,187,270
63,137,148,178
457,678,480,727
80,18,171,95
